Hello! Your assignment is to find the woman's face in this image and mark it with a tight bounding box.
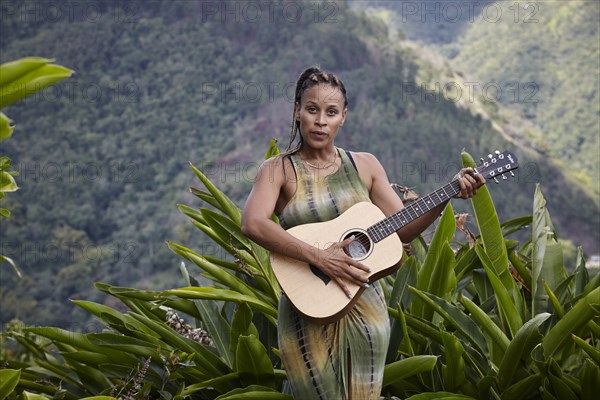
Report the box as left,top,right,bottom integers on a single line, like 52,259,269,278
295,83,347,150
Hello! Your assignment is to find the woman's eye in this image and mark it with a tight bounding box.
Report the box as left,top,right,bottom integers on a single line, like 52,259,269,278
328,109,338,115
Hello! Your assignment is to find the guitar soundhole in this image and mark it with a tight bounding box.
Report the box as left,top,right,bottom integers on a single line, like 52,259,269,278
342,231,372,260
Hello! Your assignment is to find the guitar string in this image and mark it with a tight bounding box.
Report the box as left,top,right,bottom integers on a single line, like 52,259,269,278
368,180,461,242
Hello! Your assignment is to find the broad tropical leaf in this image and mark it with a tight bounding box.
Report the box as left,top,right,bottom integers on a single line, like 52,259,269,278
462,151,521,308
0,369,20,400
0,58,73,108
383,355,438,387
531,184,567,316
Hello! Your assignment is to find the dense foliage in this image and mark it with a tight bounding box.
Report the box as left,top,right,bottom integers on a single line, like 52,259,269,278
0,0,597,335
1,144,598,399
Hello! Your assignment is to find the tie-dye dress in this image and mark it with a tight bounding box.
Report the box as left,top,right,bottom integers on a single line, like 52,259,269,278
277,147,390,400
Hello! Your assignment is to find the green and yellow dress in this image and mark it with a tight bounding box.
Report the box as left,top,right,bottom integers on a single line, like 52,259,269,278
277,148,390,400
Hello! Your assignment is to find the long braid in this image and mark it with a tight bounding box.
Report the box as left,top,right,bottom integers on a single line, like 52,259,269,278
284,66,348,153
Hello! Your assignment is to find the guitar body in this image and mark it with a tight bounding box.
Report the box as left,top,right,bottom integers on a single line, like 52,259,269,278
271,202,403,324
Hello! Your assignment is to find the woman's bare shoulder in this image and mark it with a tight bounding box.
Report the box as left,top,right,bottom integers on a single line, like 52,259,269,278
255,154,293,183
347,151,383,171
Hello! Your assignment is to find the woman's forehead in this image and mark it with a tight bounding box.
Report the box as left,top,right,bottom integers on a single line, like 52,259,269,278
301,84,345,105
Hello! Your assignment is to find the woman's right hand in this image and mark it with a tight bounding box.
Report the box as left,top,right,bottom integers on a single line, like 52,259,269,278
316,236,371,299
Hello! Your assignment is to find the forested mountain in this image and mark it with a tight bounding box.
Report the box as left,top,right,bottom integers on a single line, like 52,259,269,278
1,0,597,328
449,1,599,200
354,0,599,200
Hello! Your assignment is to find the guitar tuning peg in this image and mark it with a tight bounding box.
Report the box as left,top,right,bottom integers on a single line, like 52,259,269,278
510,171,515,177
488,154,493,159
494,177,499,183
480,157,485,163
502,175,507,180
495,150,500,155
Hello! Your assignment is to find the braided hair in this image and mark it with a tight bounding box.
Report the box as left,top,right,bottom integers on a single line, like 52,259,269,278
285,66,348,153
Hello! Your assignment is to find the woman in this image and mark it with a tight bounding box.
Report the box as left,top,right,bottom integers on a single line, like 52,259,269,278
241,66,485,399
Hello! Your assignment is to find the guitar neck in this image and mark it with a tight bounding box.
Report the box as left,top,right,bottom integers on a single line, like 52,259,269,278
367,180,461,243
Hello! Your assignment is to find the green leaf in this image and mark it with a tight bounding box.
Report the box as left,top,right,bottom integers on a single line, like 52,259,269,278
441,331,466,392
383,355,438,387
0,112,14,141
0,171,18,192
531,185,567,316
389,255,417,309
475,244,523,338
572,335,600,364
405,393,474,400
72,300,160,339
235,335,275,388
414,204,456,319
0,57,55,86
22,392,51,400
497,313,551,390
500,374,542,400
500,215,533,237
409,287,488,354
507,248,532,290
164,287,278,322
189,162,241,225
194,298,234,368
459,294,510,364
216,385,292,400
167,242,258,298
544,282,564,319
580,359,600,400
0,62,73,108
546,360,579,400
79,397,118,400
1,255,21,278
201,208,255,254
463,151,519,303
387,304,414,363
265,138,280,159
230,303,256,355
427,242,457,300
0,369,20,400
454,246,480,282
574,247,589,295
125,312,230,376
543,286,600,358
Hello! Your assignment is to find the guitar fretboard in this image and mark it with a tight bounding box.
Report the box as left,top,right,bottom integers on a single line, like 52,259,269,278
367,180,461,242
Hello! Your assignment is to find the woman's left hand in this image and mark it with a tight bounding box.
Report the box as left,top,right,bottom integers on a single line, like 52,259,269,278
455,167,486,199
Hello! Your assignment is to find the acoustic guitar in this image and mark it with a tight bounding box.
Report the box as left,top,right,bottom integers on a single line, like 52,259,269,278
270,151,519,324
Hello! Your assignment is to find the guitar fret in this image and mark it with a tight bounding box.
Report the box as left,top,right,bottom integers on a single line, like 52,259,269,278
369,182,460,243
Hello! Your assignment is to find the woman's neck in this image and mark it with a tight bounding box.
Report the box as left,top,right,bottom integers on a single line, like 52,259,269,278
298,145,337,163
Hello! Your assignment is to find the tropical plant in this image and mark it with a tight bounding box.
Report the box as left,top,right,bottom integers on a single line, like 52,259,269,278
1,143,598,399
378,151,600,399
0,57,73,277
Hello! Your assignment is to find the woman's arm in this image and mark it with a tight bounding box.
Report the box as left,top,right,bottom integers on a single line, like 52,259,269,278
352,152,485,243
241,157,370,298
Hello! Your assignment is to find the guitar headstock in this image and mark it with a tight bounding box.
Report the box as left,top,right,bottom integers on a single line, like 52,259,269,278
475,150,519,183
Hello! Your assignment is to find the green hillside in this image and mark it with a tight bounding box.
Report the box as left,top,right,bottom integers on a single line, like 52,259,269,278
449,1,599,198
1,0,597,328
356,1,599,199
